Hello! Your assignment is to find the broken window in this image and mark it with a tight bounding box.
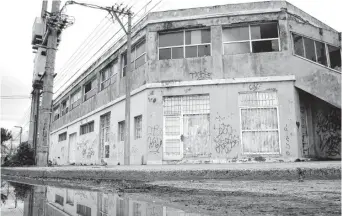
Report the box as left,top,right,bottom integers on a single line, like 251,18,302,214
292,33,341,71
58,132,67,142
70,88,81,110
101,59,117,91
239,91,280,154
223,23,279,55
293,34,304,57
118,120,125,141
80,121,94,135
328,45,341,71
84,78,96,101
158,29,211,60
304,37,316,61
122,39,146,76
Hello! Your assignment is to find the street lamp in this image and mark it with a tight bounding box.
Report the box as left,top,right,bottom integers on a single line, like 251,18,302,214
14,126,22,145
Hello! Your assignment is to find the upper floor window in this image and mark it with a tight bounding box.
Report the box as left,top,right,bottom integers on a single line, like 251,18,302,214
158,29,211,60
122,39,146,77
223,23,280,55
101,59,118,91
61,98,69,116
58,132,67,142
53,105,60,121
84,78,96,101
293,33,341,71
70,88,81,110
80,121,94,135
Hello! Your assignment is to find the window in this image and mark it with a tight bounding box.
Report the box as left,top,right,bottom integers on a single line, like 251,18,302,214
292,33,341,71
118,121,125,141
66,189,74,206
122,39,146,77
328,45,341,71
58,132,67,142
100,59,118,91
53,106,60,121
116,198,124,216
80,121,94,135
77,204,91,216
239,91,280,154
158,29,211,60
55,194,64,206
223,23,279,55
134,115,142,139
84,78,96,101
100,113,110,158
133,202,142,216
70,88,81,109
99,195,109,216
61,99,69,116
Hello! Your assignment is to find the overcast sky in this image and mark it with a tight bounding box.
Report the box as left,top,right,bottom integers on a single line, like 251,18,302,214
0,0,341,144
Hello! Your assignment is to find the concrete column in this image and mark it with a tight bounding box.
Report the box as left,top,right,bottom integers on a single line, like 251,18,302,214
211,25,223,78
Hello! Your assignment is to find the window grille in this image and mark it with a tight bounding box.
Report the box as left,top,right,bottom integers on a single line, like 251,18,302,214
118,121,125,141
223,23,280,55
239,91,280,154
80,121,94,135
134,115,142,139
158,29,211,60
163,95,210,116
100,113,111,158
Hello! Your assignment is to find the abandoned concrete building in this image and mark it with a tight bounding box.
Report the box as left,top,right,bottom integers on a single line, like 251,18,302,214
48,1,341,166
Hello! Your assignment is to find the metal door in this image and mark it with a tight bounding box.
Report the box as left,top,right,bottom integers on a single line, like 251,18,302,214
163,116,183,160
68,133,76,164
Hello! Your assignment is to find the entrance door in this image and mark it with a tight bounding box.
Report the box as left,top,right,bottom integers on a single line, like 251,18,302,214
68,133,76,164
183,114,210,157
100,113,111,160
163,95,210,160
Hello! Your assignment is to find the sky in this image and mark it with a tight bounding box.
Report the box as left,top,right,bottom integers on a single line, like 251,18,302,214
0,0,341,146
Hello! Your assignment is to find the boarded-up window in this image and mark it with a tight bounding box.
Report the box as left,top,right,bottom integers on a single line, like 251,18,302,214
239,91,280,154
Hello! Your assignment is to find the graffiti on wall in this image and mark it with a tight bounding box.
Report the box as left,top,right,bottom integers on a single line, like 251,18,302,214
316,109,341,157
147,125,163,154
76,134,98,160
300,106,310,157
284,124,291,156
213,115,239,155
148,90,157,103
189,68,212,80
248,83,261,91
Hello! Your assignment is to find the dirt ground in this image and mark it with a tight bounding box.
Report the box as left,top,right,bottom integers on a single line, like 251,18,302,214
2,175,341,216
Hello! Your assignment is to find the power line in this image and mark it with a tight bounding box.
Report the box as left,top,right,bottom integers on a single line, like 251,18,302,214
54,0,159,96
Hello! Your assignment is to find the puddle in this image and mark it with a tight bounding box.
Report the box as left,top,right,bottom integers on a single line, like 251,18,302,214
0,180,206,216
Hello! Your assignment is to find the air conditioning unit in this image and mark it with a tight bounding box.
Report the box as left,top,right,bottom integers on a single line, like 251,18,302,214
32,17,45,50
32,48,46,83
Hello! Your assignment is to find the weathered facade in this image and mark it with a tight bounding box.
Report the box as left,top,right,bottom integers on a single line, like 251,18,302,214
49,1,341,165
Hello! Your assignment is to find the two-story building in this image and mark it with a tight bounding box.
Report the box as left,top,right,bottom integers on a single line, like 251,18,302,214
49,1,341,165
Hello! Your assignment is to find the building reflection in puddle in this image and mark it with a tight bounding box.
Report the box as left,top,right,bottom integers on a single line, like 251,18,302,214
1,181,204,216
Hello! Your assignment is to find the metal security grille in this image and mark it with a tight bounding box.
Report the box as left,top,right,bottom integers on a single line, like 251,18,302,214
239,91,280,154
163,95,210,160
100,113,111,158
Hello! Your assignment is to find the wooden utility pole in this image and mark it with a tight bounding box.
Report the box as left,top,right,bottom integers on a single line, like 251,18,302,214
36,0,61,166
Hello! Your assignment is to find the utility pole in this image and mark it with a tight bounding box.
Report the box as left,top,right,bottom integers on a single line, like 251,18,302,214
64,1,133,165
36,0,61,166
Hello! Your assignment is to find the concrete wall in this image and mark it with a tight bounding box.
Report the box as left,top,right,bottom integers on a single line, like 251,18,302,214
49,91,147,165
146,79,299,164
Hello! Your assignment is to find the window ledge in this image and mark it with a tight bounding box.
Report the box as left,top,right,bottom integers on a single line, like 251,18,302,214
293,54,341,74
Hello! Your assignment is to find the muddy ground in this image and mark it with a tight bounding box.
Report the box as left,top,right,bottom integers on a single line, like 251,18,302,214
2,175,341,216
